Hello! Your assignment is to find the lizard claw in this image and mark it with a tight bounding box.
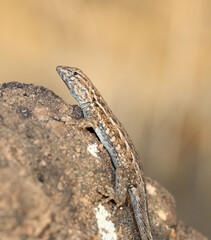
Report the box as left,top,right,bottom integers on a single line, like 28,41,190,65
96,185,122,215
53,115,73,122
53,115,62,121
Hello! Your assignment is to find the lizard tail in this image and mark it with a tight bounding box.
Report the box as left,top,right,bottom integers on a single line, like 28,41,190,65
129,187,153,240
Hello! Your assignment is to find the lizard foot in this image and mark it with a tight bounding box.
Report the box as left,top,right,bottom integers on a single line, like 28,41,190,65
96,185,122,215
54,115,98,128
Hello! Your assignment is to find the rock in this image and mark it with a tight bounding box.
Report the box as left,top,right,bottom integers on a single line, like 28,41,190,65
0,82,207,240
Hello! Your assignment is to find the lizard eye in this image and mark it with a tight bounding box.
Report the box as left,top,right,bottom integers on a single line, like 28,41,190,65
73,72,78,76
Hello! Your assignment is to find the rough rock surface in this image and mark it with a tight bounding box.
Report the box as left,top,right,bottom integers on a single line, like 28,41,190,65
0,82,207,240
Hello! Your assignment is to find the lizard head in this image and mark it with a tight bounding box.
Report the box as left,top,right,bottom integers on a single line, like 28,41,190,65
56,66,92,105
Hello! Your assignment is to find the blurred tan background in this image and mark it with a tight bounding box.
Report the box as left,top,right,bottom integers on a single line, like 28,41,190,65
0,0,210,237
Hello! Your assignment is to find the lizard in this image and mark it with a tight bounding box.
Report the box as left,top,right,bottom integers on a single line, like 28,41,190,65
56,65,153,240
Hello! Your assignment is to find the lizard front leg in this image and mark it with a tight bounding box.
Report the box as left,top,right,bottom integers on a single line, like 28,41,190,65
58,116,99,128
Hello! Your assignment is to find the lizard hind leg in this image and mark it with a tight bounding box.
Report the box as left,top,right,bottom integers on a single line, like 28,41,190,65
96,185,123,215
96,166,129,215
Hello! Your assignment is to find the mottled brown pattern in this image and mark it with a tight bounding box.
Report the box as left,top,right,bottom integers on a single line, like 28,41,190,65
56,66,153,240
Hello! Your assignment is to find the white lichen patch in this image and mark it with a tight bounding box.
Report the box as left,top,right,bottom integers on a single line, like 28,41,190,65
156,209,167,221
146,183,156,196
95,204,117,240
87,143,100,158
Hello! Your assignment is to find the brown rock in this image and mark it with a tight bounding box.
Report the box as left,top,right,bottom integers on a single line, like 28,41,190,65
0,82,207,240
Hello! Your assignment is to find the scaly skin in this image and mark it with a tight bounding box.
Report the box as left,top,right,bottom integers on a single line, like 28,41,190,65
56,65,153,240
